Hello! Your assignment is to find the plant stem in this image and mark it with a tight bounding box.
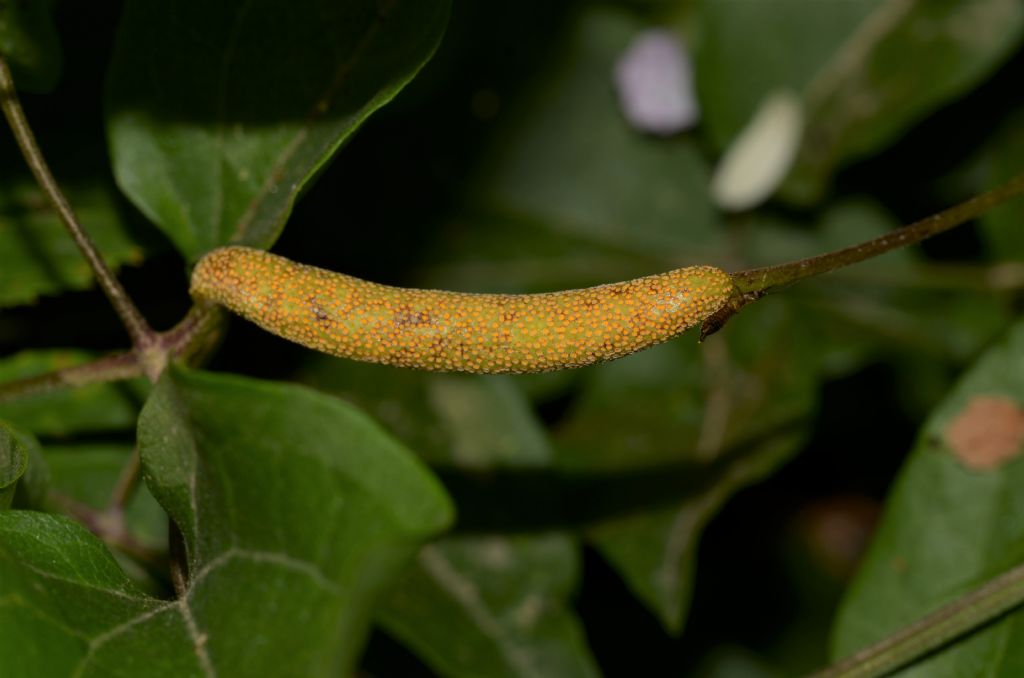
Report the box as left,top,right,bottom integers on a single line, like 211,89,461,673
49,491,167,576
811,560,1024,678
0,304,224,403
731,173,1024,296
0,55,158,360
108,447,142,513
168,520,188,598
0,351,142,403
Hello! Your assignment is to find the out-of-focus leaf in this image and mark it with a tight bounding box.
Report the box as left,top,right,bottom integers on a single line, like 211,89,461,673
2,422,47,510
979,109,1024,259
694,0,880,150
379,534,599,678
0,181,145,308
451,7,720,271
0,350,147,437
739,201,1011,376
694,645,783,678
0,0,61,92
555,300,819,632
0,422,27,508
695,0,1024,203
44,443,165,551
42,442,167,595
0,366,453,676
786,0,1024,202
106,0,451,261
422,6,996,635
297,359,600,676
831,318,1024,674
298,358,550,469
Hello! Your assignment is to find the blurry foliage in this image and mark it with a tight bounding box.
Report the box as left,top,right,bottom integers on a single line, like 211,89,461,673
0,0,1023,675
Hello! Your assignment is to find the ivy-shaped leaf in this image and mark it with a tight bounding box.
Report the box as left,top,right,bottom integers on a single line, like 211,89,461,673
297,360,600,676
0,366,453,676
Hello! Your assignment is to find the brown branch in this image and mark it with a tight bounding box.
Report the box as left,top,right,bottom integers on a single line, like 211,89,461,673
0,55,158,369
730,173,1024,295
0,304,225,404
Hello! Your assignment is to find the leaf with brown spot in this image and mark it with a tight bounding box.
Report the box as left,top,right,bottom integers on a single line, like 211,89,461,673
945,395,1024,471
833,319,1024,673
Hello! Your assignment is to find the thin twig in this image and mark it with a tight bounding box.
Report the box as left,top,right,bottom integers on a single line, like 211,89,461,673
108,447,142,513
0,351,142,404
49,491,167,576
810,561,1024,678
731,174,1024,295
0,304,224,404
0,55,158,359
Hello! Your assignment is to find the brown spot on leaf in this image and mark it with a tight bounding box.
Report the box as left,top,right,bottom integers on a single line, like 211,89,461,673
945,395,1024,471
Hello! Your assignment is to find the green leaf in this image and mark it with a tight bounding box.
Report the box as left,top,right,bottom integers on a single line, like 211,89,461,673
0,350,147,437
0,422,28,508
4,422,48,510
296,360,601,674
555,299,818,632
455,7,719,268
41,442,167,595
740,201,1011,373
0,367,453,676
0,0,61,92
979,109,1024,259
106,0,451,261
138,366,453,675
694,646,783,678
378,533,599,678
0,181,146,308
831,318,1024,674
414,6,825,634
44,443,166,552
695,0,880,150
298,358,552,469
411,4,1009,638
0,511,187,678
786,0,1024,202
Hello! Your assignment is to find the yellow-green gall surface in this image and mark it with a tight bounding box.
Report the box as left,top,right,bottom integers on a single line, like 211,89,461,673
190,246,736,374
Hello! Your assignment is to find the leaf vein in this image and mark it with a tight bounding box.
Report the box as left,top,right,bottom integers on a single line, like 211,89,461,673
189,547,341,596
230,5,391,243
419,544,539,677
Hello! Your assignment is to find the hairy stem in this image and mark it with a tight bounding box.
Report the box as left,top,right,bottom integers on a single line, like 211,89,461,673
0,304,223,403
0,55,158,366
811,561,1024,678
0,351,142,404
731,173,1024,295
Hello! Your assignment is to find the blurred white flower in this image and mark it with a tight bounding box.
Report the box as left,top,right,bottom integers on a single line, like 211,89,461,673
613,29,699,136
710,90,805,212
